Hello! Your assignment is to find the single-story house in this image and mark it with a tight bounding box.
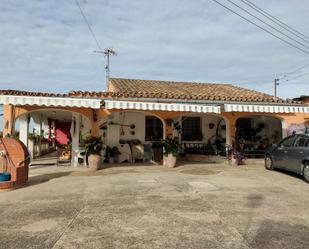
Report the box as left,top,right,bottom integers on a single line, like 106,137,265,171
1,78,309,165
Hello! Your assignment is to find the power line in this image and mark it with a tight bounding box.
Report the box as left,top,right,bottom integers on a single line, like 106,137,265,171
74,0,102,50
234,81,273,86
240,0,309,43
210,0,309,55
235,74,277,82
225,0,309,50
286,71,309,81
281,62,309,78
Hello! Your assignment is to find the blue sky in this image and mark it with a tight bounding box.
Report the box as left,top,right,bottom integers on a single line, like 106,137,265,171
0,1,309,106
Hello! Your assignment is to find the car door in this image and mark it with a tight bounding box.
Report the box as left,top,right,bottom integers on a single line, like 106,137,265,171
272,136,295,169
287,135,309,174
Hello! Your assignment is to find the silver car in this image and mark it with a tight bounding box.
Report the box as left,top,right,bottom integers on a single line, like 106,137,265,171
265,134,309,182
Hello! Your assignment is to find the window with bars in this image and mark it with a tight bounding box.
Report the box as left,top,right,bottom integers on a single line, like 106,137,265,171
145,116,163,141
181,117,203,141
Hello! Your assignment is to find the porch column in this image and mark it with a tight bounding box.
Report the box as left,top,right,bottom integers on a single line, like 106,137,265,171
164,118,173,139
228,118,237,146
19,114,29,148
71,113,81,167
31,113,42,156
2,104,14,136
281,118,288,138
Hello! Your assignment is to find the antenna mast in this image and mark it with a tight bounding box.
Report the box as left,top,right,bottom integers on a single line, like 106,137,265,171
94,48,117,88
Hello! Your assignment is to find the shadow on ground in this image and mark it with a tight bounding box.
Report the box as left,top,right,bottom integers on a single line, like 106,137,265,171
249,219,309,249
274,168,304,181
27,172,72,187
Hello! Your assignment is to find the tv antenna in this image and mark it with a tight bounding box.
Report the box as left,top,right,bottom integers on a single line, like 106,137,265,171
94,48,117,86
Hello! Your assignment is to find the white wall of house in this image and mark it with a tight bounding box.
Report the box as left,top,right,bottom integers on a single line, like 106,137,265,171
202,115,226,142
103,112,146,146
118,112,146,142
99,111,164,147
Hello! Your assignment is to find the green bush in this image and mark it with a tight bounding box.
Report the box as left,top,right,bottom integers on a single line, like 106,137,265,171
161,137,179,157
84,136,104,155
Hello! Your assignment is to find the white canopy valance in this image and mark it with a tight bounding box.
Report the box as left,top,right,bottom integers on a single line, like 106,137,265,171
224,104,309,113
1,94,309,114
104,100,221,113
0,95,101,109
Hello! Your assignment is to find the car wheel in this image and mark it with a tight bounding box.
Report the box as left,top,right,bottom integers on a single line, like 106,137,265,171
265,155,273,170
303,163,309,183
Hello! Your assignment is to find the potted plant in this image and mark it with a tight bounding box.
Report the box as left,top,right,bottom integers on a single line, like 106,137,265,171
161,137,179,167
84,136,104,170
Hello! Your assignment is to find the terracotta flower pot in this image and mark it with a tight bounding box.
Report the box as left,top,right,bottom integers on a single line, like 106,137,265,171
163,154,177,168
88,154,102,170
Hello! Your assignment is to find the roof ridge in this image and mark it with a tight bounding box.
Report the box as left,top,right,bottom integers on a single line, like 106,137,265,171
109,77,232,86
108,77,299,104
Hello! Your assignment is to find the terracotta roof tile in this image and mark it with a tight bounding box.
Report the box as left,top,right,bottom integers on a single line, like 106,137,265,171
106,78,299,104
0,90,66,97
0,78,302,105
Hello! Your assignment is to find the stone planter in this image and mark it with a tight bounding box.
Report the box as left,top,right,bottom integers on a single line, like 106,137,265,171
88,154,102,170
163,153,177,168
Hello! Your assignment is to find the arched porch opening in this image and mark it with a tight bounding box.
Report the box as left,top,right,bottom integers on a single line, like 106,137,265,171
173,113,229,156
235,115,283,157
14,109,91,165
98,110,166,163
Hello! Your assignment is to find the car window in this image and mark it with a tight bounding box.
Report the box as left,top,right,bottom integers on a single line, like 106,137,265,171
279,136,295,148
293,135,309,147
293,136,309,147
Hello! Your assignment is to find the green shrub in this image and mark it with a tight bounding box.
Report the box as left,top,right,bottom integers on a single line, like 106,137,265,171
84,136,104,155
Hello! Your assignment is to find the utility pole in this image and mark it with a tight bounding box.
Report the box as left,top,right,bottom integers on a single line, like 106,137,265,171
94,48,117,88
274,78,280,97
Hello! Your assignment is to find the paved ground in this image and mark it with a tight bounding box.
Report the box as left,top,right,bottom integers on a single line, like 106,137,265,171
0,161,308,249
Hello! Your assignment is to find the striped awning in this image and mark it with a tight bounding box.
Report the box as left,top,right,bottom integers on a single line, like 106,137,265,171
224,104,309,113
104,100,221,113
0,95,101,109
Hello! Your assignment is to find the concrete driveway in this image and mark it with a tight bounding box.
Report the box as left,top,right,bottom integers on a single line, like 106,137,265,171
0,162,308,249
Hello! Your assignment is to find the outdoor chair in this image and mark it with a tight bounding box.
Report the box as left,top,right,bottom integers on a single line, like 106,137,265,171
76,148,87,167
117,144,132,163
131,143,144,162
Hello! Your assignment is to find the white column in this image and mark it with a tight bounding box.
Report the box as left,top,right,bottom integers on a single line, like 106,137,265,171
281,119,288,138
30,113,42,156
106,113,120,147
19,114,29,148
71,113,81,167
38,115,42,156
225,119,231,146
